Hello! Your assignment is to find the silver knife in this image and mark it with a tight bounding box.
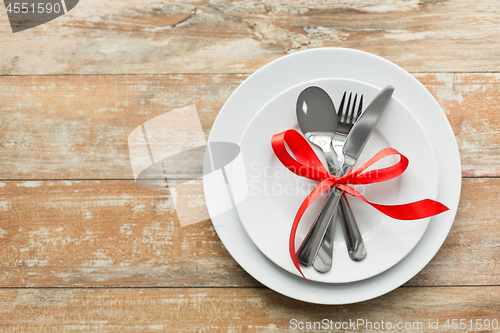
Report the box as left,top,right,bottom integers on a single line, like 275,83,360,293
297,86,395,266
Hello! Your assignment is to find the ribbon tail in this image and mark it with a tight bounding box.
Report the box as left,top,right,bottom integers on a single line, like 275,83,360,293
289,180,334,281
338,184,450,220
368,199,449,220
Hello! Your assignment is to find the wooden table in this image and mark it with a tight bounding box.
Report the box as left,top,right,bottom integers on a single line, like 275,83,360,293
1,1,499,331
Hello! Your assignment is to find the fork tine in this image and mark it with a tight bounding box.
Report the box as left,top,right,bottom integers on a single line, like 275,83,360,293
356,95,363,122
350,94,358,124
345,93,352,123
338,92,346,122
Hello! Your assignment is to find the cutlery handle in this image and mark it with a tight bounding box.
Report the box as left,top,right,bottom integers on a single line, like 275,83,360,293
297,187,343,266
312,194,366,272
312,204,338,272
339,194,366,261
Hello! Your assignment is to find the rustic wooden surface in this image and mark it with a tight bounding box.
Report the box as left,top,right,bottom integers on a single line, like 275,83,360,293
1,0,499,332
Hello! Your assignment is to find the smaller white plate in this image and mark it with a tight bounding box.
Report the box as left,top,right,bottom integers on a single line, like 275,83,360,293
232,78,438,283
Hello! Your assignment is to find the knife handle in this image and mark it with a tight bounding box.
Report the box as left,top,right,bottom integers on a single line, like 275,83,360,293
312,202,339,272
312,193,366,271
297,187,343,266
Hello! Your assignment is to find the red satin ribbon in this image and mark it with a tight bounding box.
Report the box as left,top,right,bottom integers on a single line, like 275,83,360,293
271,129,449,280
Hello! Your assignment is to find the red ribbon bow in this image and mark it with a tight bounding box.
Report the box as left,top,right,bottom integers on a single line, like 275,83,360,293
271,129,449,280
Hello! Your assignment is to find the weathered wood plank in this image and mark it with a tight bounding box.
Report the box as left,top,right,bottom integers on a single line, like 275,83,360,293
0,74,244,179
1,0,500,74
0,178,498,288
0,287,499,332
0,73,499,179
414,73,500,177
0,180,254,287
406,178,500,286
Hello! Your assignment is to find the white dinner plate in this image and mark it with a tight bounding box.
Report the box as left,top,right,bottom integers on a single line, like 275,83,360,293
234,78,437,283
204,48,461,304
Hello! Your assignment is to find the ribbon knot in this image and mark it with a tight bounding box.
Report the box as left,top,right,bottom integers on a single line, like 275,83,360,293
271,129,449,280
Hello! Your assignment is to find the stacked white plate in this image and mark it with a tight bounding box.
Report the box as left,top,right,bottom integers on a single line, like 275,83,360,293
204,48,461,304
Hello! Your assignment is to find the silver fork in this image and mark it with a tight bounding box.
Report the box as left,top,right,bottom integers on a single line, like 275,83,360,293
313,92,367,272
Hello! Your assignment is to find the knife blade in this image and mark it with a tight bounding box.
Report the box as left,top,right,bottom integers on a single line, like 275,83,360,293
297,85,395,267
342,86,395,166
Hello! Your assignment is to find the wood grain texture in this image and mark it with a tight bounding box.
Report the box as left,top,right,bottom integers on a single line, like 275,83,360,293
406,178,500,286
0,74,244,179
1,0,499,327
0,180,254,287
1,0,500,74
414,73,500,177
0,178,498,288
0,287,499,332
1,73,500,179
